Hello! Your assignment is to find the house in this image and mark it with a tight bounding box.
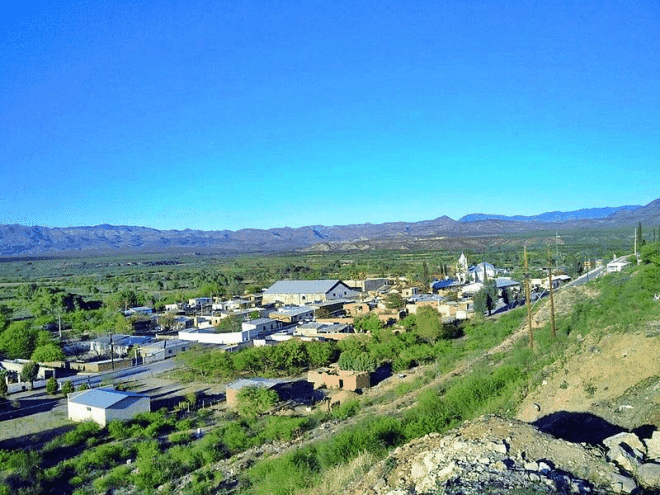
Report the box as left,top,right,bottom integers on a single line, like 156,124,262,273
242,318,282,335
431,278,458,292
0,359,58,381
402,287,419,298
308,366,370,391
135,338,191,363
269,306,314,324
225,378,283,409
263,280,359,305
188,297,212,309
294,321,352,337
67,388,150,427
405,294,444,314
124,306,152,317
178,318,281,345
607,258,630,273
344,278,391,292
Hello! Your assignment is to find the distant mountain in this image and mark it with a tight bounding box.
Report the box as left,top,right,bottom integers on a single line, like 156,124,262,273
1,200,659,257
459,205,641,223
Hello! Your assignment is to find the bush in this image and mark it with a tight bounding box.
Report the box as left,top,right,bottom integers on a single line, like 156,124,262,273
107,420,131,440
46,376,58,395
61,380,74,396
235,386,279,419
62,421,101,446
331,399,360,420
93,464,132,493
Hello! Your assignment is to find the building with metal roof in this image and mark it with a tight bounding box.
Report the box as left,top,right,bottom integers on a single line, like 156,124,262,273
263,280,359,305
67,388,150,426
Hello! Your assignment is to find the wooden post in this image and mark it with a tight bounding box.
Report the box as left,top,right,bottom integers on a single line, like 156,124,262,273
548,253,556,338
524,246,534,350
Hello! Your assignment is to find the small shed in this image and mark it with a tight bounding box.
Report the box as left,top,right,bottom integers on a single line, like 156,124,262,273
67,388,150,427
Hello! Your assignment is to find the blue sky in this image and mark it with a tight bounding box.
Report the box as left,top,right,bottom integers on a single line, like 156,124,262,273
1,1,659,231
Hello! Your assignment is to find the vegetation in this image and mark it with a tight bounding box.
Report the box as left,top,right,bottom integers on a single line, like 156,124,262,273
235,386,280,419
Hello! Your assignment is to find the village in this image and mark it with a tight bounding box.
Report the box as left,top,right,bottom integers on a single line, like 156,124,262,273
0,251,612,430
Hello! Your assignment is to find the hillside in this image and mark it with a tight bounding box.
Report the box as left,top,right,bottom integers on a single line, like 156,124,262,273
2,251,660,494
2,199,659,256
217,260,660,494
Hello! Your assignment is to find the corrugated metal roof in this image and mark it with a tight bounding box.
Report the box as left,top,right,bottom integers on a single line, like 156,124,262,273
226,378,282,390
264,280,345,294
68,388,148,409
495,277,520,289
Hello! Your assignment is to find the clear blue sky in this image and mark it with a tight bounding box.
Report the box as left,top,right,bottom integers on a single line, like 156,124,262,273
1,1,658,231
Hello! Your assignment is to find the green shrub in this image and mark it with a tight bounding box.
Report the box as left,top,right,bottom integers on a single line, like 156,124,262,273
170,431,191,444
46,376,58,395
61,380,75,396
331,399,360,420
62,421,101,446
93,464,132,493
222,422,252,451
259,416,314,442
107,420,131,440
235,386,279,419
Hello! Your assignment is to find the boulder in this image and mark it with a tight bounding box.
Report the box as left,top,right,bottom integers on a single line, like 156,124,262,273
603,432,646,456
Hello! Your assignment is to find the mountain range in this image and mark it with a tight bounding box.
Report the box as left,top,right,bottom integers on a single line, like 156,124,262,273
2,200,659,257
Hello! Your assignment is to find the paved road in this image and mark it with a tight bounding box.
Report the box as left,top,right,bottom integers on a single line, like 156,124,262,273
6,357,179,395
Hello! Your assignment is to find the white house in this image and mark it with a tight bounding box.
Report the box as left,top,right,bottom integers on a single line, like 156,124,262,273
607,258,630,273
67,388,150,427
178,318,281,345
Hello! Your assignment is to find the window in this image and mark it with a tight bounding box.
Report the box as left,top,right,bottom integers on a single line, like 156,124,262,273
86,406,92,411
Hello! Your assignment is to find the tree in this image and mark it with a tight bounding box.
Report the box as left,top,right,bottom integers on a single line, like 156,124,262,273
474,280,499,316
0,321,37,359
20,361,39,390
0,370,7,398
61,380,75,396
385,293,405,310
46,376,58,395
216,315,243,333
353,313,383,333
420,261,430,291
235,385,279,419
31,343,65,363
414,306,445,343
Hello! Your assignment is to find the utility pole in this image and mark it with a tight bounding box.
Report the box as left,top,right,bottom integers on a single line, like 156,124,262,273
547,252,556,338
524,246,534,350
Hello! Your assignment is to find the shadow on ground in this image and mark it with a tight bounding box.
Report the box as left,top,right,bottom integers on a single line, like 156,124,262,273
533,411,656,445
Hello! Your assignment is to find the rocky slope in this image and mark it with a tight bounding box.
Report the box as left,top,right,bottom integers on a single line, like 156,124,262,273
346,415,660,494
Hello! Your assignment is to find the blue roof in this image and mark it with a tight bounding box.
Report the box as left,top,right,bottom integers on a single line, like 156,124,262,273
264,280,350,295
431,278,456,289
69,388,147,409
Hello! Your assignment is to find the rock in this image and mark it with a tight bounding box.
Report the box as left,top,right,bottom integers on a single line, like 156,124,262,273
603,432,646,456
607,444,642,474
636,462,660,489
644,431,660,460
609,473,637,494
